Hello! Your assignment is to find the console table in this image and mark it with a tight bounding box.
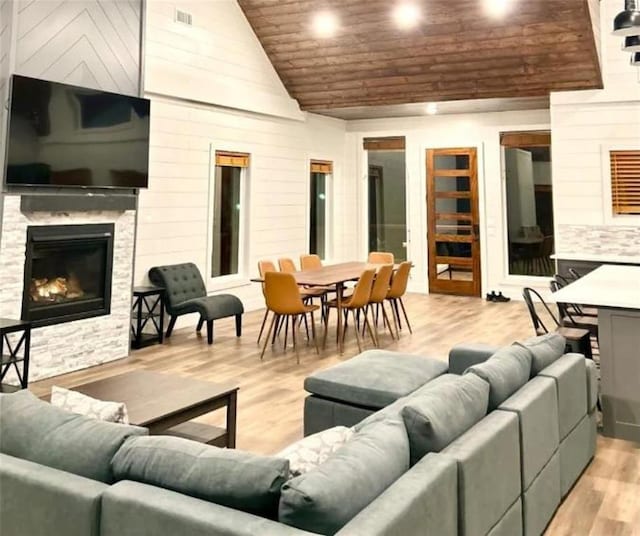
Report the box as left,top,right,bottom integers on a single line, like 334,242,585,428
131,286,164,349
551,265,640,442
0,318,31,393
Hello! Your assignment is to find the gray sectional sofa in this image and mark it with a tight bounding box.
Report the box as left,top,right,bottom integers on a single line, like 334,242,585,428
0,334,597,536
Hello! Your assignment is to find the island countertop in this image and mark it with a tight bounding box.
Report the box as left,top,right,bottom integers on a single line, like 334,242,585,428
551,264,640,310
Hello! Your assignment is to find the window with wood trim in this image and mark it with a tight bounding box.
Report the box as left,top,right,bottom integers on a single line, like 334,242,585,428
309,160,332,259
211,151,249,278
610,150,640,215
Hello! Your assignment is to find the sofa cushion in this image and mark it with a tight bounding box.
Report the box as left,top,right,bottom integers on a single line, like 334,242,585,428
0,390,146,484
51,386,129,424
111,435,289,519
465,344,532,410
498,376,559,490
401,374,489,465
442,411,522,536
516,333,566,377
304,350,448,409
279,417,409,535
538,354,588,440
277,426,355,477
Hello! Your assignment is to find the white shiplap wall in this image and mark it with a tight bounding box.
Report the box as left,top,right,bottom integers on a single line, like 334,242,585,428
12,0,142,95
345,109,552,299
136,1,350,316
144,0,302,120
551,0,640,256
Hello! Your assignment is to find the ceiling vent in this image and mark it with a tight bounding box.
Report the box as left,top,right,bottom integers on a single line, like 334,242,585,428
175,9,193,26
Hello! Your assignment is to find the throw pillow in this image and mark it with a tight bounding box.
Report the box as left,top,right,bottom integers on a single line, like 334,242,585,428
277,426,354,477
401,374,489,465
111,435,289,520
465,344,532,410
515,333,566,377
279,417,409,535
51,386,129,424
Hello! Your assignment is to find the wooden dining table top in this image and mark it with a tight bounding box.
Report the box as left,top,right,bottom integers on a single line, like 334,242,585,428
252,261,401,287
294,261,390,286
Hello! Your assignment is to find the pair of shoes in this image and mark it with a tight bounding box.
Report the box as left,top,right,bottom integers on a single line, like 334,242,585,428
486,291,511,302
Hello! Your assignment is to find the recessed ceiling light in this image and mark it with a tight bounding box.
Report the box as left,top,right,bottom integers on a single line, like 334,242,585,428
393,3,421,29
484,0,512,18
426,102,438,115
312,11,339,38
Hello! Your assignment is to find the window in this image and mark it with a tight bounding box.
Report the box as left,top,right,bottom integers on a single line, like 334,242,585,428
364,137,407,261
309,160,332,259
501,131,554,277
211,151,248,278
610,150,640,215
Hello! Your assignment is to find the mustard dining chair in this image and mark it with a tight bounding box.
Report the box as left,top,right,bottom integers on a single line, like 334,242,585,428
385,261,413,334
257,260,277,344
324,269,377,352
261,272,320,363
300,254,322,271
366,264,397,342
368,251,394,264
280,257,328,323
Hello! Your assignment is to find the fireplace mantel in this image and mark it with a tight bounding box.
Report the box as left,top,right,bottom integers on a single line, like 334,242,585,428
20,193,137,213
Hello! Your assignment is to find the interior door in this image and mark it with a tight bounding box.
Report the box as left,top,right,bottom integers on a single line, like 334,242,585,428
426,147,481,296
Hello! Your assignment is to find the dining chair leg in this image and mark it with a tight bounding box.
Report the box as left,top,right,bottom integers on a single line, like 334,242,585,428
388,299,400,336
310,311,319,355
351,309,362,353
371,307,380,345
197,317,205,332
273,315,283,344
363,308,378,347
257,309,269,344
260,314,277,360
283,316,290,351
381,302,397,340
323,307,330,349
391,299,402,331
302,313,309,341
292,314,300,364
399,298,412,334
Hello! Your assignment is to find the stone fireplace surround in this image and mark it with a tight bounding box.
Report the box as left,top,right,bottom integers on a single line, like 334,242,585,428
0,194,136,383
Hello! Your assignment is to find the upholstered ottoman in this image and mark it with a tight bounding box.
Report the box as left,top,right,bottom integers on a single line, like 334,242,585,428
303,350,448,435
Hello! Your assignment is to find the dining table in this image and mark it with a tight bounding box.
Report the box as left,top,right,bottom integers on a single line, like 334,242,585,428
551,264,640,442
253,261,395,354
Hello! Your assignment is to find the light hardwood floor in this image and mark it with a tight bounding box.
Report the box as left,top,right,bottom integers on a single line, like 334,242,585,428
30,293,640,536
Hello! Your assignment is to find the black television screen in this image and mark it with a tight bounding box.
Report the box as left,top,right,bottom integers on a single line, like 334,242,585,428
4,75,150,189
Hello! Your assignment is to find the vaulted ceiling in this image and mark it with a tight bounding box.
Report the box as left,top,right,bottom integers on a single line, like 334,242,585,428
237,0,603,116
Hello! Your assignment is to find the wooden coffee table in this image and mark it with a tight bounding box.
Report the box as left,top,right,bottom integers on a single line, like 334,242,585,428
69,370,239,448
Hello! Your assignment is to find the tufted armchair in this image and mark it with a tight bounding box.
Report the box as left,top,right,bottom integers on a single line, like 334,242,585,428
148,263,244,344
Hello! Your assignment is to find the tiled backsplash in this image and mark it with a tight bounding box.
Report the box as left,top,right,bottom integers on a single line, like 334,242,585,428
557,224,640,257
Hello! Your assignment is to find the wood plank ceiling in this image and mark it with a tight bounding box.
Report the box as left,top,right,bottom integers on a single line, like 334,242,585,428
237,0,603,114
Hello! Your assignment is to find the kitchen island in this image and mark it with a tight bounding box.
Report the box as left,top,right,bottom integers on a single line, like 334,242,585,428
552,265,640,442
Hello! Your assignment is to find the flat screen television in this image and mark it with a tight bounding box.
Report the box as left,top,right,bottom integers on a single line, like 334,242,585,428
4,75,150,189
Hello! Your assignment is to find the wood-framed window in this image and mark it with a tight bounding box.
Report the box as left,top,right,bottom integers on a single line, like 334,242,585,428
211,151,250,278
309,160,333,259
610,150,640,216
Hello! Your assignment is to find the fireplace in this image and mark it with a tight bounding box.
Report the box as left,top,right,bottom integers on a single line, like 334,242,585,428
22,224,114,327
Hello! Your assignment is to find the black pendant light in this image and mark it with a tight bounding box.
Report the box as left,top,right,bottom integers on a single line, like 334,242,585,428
632,52,640,65
623,35,640,51
613,0,640,36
